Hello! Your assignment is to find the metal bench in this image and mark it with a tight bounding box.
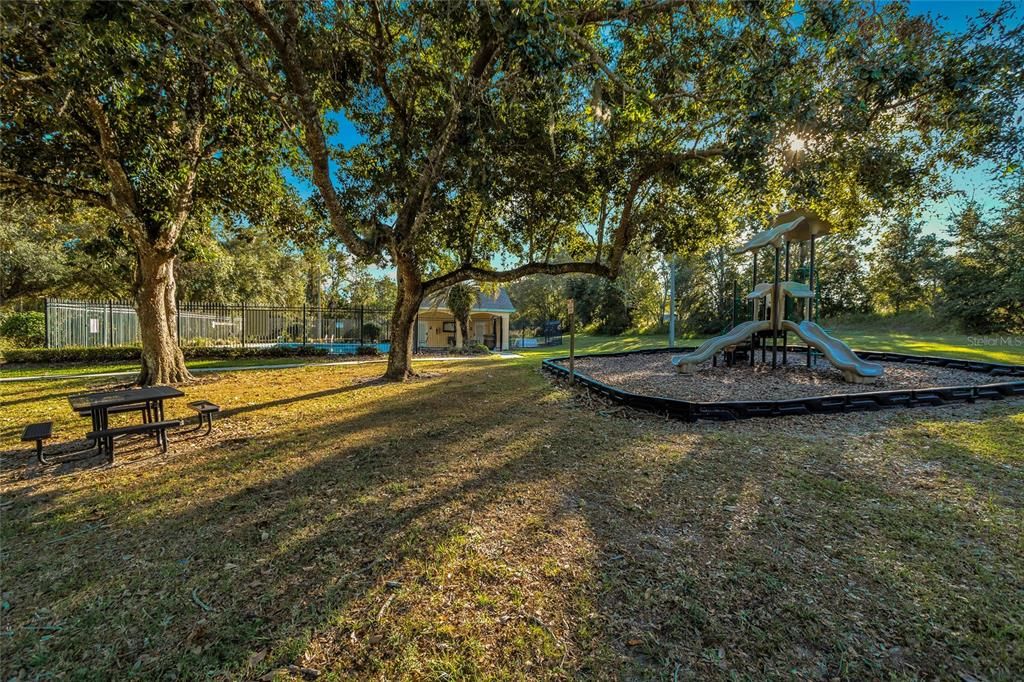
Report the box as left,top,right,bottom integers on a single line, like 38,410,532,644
21,422,55,465
187,400,220,435
87,419,183,461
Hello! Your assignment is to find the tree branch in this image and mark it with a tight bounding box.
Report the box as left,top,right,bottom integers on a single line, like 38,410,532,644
396,34,500,241
84,97,141,224
239,0,379,258
369,0,410,131
423,260,611,293
0,169,113,210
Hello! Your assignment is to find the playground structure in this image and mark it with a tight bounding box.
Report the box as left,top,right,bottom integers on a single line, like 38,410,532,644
672,209,884,384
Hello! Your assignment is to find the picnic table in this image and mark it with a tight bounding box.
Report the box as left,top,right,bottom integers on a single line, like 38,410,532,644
68,386,185,456
22,387,220,466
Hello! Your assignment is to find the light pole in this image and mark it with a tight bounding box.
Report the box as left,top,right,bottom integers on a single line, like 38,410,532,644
668,256,677,347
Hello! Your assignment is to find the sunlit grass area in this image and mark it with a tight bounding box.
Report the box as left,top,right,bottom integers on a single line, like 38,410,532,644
529,329,1024,365
0,356,340,379
5,326,1021,382
1,334,1022,679
833,327,1024,365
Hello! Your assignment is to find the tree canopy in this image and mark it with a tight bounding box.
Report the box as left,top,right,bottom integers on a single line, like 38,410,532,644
1,1,301,382
209,0,1023,378
2,1,1022,380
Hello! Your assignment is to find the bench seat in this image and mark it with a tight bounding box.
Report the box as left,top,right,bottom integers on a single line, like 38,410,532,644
87,419,183,459
22,421,53,442
187,401,220,434
22,422,55,465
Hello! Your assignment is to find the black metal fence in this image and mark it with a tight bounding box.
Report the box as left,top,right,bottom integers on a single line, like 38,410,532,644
44,298,392,349
511,320,563,349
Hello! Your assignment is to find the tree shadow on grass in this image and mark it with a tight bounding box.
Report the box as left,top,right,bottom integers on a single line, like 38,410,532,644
0,362,638,679
562,401,1024,679
2,364,1020,680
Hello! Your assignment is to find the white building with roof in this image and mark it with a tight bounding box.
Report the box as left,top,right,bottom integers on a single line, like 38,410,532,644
416,288,515,351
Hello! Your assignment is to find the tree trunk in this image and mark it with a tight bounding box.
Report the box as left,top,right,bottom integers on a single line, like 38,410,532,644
384,258,424,381
136,248,192,386
457,317,469,349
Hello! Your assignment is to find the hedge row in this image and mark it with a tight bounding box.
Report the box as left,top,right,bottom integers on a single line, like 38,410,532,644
0,344,334,365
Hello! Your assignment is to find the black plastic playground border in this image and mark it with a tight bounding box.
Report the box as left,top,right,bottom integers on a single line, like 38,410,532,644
541,346,1024,421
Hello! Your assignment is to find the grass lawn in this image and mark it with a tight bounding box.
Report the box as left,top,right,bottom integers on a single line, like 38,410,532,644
830,326,1024,365
0,355,340,379
1,334,1022,679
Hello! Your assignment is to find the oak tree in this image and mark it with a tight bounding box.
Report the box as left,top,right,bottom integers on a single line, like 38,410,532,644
1,1,289,383
214,0,1022,380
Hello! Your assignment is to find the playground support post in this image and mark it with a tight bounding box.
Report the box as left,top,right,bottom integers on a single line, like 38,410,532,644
750,251,758,366
783,241,790,363
730,279,738,366
808,234,816,368
772,245,780,369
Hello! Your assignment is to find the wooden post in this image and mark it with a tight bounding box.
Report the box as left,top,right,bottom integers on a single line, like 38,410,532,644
567,298,576,385
731,280,738,366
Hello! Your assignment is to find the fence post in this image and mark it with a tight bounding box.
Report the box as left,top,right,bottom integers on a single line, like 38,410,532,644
241,300,246,348
177,300,182,344
44,297,50,348
359,304,365,346
107,300,113,346
302,303,307,346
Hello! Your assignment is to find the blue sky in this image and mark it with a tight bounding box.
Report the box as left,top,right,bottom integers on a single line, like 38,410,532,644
288,1,1019,259
905,1,1019,233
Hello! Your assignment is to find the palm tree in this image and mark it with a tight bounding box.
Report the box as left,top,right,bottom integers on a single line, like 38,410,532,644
445,284,476,349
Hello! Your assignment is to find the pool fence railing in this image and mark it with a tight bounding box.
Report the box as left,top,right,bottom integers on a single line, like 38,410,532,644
43,297,393,349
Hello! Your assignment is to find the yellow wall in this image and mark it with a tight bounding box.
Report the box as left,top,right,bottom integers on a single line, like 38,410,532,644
417,312,455,348
416,311,506,349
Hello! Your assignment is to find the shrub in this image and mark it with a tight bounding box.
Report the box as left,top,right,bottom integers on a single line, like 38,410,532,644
0,311,45,347
468,343,490,354
355,345,381,356
361,323,381,342
0,344,331,365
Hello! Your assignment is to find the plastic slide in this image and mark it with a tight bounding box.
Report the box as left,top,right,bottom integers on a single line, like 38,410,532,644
781,320,884,384
672,320,771,373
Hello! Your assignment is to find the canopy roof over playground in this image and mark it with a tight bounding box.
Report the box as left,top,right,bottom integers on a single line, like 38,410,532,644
732,209,834,255
744,281,814,300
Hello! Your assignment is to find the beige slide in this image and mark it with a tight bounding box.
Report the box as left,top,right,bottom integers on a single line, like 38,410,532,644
672,320,771,373
781,320,884,383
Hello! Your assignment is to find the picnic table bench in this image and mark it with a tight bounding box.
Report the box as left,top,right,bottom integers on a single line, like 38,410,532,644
21,387,221,466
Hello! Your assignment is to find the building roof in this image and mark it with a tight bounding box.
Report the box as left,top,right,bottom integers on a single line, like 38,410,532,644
420,287,516,313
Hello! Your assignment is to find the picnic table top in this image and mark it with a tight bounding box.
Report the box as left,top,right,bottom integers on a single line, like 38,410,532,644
68,386,185,412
